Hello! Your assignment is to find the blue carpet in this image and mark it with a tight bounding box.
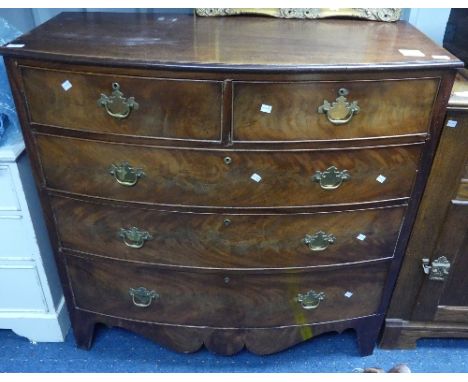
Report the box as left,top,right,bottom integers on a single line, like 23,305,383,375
1,326,468,372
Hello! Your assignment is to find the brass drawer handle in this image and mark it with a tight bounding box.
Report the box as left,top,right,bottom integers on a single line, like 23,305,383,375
98,82,139,119
109,161,145,187
129,287,159,308
119,227,153,249
296,290,325,310
318,88,360,125
312,166,350,190
303,231,336,251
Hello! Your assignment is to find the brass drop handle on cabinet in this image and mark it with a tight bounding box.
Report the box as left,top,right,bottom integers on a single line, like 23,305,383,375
119,227,153,249
109,161,145,187
98,82,139,119
318,87,360,125
312,166,351,190
129,287,159,308
422,256,451,281
303,231,336,251
295,290,326,310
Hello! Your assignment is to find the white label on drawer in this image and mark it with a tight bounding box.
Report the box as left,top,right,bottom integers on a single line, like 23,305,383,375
398,49,425,57
447,120,458,128
250,173,262,183
260,104,272,113
157,16,165,21
432,55,451,60
376,174,387,184
344,291,353,298
61,80,72,91
356,233,367,241
6,43,25,48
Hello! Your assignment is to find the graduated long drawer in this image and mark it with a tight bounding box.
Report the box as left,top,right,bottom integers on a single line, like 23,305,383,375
51,195,406,269
65,252,388,328
36,134,422,208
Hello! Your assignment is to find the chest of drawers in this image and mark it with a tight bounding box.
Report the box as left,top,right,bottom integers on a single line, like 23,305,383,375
0,12,462,356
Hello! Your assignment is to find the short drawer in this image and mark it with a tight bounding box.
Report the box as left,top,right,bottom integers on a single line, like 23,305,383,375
52,196,406,268
37,134,422,208
65,253,388,328
22,67,223,141
233,78,439,141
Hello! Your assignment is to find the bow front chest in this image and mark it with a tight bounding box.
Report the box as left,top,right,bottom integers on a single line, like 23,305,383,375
1,12,462,355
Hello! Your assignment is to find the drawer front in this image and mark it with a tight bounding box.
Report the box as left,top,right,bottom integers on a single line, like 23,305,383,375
0,263,47,312
0,165,21,211
233,78,438,141
22,67,223,141
66,253,388,327
52,196,406,268
0,216,31,259
37,134,422,207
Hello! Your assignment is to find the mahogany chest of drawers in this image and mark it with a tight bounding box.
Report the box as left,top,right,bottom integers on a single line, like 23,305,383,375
1,12,463,356
381,69,468,348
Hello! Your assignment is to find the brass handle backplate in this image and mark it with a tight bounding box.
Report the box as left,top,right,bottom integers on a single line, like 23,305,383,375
304,231,336,251
119,227,153,249
295,290,326,310
109,161,145,186
312,166,350,190
422,256,451,281
129,287,159,308
318,88,360,125
98,82,139,119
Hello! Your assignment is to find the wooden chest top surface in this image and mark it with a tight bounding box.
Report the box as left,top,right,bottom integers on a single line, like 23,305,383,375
0,12,463,72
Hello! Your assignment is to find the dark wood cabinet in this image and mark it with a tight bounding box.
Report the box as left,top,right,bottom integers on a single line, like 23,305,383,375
381,69,468,348
0,12,462,356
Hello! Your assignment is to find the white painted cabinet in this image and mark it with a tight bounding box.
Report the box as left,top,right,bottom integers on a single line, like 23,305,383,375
0,129,70,342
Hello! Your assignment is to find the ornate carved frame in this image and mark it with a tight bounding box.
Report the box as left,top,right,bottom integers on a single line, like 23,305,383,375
195,8,402,22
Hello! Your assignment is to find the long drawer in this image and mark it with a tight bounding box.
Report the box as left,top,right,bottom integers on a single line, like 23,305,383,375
22,67,223,141
233,78,439,141
52,195,406,268
65,253,388,328
36,134,422,208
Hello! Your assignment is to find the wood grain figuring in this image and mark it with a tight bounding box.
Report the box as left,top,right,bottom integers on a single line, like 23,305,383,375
51,195,406,269
434,203,468,307
233,78,438,141
0,13,462,71
36,134,422,208
22,67,223,141
65,252,389,328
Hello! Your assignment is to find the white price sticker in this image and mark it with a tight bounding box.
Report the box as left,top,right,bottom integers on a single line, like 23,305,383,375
6,43,25,48
376,175,387,184
260,104,272,113
398,49,425,57
250,173,262,183
344,291,354,298
432,55,451,60
61,80,72,91
447,120,458,128
356,234,367,241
